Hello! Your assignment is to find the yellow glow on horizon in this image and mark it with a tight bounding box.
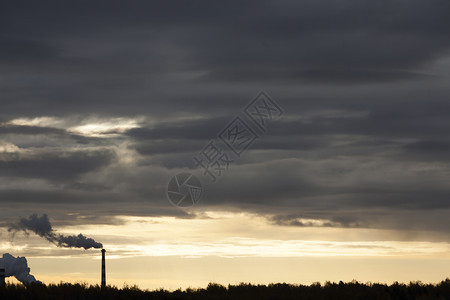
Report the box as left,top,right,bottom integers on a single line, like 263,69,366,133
3,211,450,290
43,212,450,259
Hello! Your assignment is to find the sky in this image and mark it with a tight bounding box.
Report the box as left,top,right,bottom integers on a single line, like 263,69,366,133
1,0,450,290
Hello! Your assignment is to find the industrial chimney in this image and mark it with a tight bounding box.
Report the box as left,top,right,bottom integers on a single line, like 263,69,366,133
101,249,106,289
0,268,5,286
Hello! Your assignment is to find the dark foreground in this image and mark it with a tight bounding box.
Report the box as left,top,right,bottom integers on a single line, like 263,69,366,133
2,280,450,300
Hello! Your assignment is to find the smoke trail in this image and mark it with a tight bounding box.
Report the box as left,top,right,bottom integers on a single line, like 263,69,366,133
9,213,103,250
0,253,40,284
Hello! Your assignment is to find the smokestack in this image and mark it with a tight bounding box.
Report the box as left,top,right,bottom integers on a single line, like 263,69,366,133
101,249,106,289
0,268,5,286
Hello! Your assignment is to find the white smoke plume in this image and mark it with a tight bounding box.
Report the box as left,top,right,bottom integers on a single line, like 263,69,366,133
8,213,103,250
0,253,40,284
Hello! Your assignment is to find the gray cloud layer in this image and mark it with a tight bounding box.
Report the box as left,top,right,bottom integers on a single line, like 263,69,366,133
1,0,450,237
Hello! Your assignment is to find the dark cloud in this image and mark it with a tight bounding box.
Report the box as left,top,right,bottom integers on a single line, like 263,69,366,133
126,117,230,141
269,214,361,228
0,0,450,236
0,37,59,63
0,149,116,181
0,0,449,117
401,140,450,162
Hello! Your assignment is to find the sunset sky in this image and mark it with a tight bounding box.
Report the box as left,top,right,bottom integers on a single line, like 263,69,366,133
1,0,450,290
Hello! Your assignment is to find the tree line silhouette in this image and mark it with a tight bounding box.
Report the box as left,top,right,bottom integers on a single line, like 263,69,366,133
2,279,450,299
